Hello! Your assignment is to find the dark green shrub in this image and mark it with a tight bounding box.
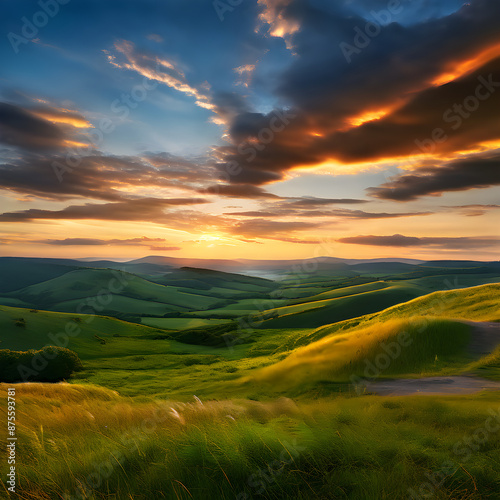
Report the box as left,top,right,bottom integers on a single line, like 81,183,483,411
0,347,83,383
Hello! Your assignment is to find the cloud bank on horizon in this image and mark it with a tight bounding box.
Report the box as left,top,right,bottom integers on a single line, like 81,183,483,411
0,0,499,260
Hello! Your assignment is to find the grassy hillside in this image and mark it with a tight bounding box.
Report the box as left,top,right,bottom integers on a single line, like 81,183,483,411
373,283,500,323
141,317,231,330
240,283,500,392
252,283,424,328
0,304,165,352
1,258,499,331
0,257,79,293
243,318,473,389
1,259,499,500
249,275,500,330
2,283,498,399
152,266,278,291
0,268,229,316
293,283,500,358
0,266,285,324
0,303,299,398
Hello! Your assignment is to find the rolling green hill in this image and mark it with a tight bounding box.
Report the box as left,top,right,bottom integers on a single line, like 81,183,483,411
0,258,79,293
0,304,163,353
295,283,500,350
241,283,500,391
150,266,278,292
0,268,230,317
251,283,424,328
243,318,474,388
243,271,500,329
0,258,499,500
0,282,499,400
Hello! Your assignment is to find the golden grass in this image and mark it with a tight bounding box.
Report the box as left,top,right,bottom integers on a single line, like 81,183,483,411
239,318,472,389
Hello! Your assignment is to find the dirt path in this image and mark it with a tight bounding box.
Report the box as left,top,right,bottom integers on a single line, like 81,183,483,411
463,321,500,356
365,321,500,396
366,376,500,396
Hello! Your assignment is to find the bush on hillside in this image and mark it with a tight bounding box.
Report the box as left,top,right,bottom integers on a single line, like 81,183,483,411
0,346,83,383
171,322,254,347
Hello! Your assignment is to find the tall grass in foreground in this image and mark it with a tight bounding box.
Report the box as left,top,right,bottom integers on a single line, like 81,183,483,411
1,383,500,499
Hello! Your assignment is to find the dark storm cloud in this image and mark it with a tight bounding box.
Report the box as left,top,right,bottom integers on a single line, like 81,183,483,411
321,58,500,163
0,155,137,202
368,152,500,201
223,195,428,219
0,102,66,150
224,207,430,219
0,95,93,153
198,184,278,198
2,0,499,216
214,0,500,187
0,153,216,202
214,108,317,186
278,0,500,124
0,93,222,203
0,198,208,223
338,234,500,249
211,91,251,121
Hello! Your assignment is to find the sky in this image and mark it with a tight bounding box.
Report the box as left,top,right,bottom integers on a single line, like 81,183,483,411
0,0,499,261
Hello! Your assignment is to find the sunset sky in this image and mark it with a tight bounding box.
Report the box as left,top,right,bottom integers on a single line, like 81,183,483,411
0,0,499,261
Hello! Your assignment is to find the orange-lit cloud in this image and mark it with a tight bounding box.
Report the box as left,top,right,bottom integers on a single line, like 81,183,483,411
368,151,500,201
107,40,213,110
257,0,300,48
31,109,92,129
432,43,500,86
347,109,390,128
